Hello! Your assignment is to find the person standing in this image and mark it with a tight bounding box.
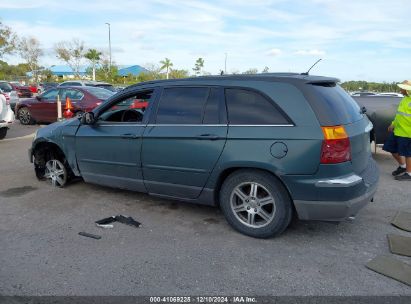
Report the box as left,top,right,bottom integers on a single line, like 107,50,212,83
383,80,411,180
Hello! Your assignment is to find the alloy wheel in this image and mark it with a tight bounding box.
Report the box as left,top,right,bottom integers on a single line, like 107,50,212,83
44,159,67,187
18,108,31,125
230,182,276,228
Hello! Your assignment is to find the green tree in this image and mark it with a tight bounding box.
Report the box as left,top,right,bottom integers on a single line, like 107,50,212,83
54,39,85,78
193,58,204,76
262,66,269,73
84,49,102,81
18,36,43,83
169,69,189,79
0,21,16,58
243,68,258,74
160,58,173,79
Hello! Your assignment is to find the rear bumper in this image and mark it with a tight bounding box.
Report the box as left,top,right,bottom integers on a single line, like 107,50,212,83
290,157,379,221
294,182,377,221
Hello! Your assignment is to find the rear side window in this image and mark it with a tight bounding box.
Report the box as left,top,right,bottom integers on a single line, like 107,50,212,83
309,84,362,125
156,87,209,124
225,89,289,125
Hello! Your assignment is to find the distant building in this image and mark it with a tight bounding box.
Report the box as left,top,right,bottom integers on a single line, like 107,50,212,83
26,64,146,79
118,65,147,76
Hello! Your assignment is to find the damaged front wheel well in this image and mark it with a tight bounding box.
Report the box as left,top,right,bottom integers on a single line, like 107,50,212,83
32,142,69,180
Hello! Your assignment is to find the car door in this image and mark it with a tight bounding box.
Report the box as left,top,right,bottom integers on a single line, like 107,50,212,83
142,86,228,199
29,89,59,122
74,88,158,192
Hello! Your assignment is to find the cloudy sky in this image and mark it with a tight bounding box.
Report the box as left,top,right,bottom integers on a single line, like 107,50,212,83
1,0,411,82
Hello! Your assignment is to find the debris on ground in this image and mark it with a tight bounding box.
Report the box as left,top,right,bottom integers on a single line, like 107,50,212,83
95,215,142,229
78,232,102,240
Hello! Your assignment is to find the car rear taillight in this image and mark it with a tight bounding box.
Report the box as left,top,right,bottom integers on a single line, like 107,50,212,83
2,93,10,105
320,126,351,164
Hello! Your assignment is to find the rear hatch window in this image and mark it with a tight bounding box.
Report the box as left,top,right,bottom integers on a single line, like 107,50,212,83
308,83,363,126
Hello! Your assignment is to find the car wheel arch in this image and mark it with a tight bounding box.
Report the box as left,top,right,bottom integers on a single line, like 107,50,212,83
32,141,71,179
212,166,294,210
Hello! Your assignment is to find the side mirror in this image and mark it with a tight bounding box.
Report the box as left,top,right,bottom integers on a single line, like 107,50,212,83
36,96,41,101
81,112,96,125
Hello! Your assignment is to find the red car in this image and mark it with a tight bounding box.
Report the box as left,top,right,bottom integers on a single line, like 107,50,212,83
15,86,115,125
9,82,33,98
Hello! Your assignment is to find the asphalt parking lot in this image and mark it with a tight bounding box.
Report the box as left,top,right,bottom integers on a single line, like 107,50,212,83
0,122,410,296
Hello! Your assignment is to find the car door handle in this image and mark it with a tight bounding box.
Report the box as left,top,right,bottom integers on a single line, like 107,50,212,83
121,133,138,139
196,134,220,140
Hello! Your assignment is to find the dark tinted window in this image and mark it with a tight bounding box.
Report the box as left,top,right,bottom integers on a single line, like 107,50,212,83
202,88,220,124
225,89,289,125
156,87,209,124
310,84,362,125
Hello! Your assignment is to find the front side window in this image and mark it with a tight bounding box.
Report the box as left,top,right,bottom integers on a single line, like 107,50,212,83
225,89,289,125
98,90,154,123
156,87,209,124
41,89,59,100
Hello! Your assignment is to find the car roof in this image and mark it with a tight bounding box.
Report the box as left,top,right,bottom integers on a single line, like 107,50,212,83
125,73,340,90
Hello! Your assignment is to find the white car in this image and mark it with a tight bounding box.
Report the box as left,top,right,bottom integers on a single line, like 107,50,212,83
0,92,15,140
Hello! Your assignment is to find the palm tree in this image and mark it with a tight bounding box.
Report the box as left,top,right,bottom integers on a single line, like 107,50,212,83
160,58,173,79
84,49,102,81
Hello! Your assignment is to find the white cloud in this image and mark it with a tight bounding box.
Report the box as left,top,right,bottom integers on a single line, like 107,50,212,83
266,48,282,56
294,49,326,56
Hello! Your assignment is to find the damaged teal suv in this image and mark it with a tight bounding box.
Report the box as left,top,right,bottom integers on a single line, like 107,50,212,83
29,74,379,238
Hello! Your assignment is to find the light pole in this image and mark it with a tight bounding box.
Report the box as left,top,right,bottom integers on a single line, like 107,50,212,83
105,22,112,72
224,52,227,74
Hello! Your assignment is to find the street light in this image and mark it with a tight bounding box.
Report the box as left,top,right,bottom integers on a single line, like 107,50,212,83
105,22,112,72
224,52,227,74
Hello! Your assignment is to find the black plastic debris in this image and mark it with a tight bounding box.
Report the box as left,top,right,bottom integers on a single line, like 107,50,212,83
79,232,101,240
95,215,142,229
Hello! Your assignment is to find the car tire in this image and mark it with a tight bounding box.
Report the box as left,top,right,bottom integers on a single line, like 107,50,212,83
18,107,35,125
219,169,292,238
43,158,68,187
0,127,7,140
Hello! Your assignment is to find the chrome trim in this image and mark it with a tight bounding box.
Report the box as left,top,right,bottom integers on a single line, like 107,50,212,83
315,174,363,187
96,124,143,127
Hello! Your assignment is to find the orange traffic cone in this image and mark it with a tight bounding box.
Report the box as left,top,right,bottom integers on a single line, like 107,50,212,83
63,97,74,119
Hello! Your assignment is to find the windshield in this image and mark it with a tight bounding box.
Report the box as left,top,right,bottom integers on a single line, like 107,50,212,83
83,87,115,100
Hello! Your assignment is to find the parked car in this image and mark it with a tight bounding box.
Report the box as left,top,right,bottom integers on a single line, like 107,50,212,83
0,92,15,139
28,84,39,93
0,81,19,111
351,91,378,97
38,82,58,94
16,86,115,125
377,92,404,98
58,80,116,92
29,74,379,238
9,81,33,98
353,96,402,145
